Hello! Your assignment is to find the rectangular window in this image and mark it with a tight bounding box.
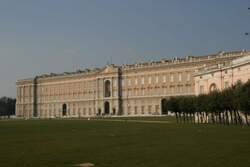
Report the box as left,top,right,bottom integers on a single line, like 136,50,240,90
170,86,174,94
148,106,152,114
155,76,159,83
178,73,182,82
134,106,138,115
148,76,152,84
170,74,174,82
141,106,144,114
113,79,117,87
224,81,229,88
180,86,183,93
200,85,204,94
141,77,144,85
187,73,190,81
155,105,159,113
128,79,131,86
142,89,145,96
163,75,166,83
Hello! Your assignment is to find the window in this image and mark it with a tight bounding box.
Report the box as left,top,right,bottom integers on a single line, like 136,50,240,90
209,83,217,92
141,106,144,114
148,106,152,114
155,105,159,113
128,106,131,115
170,74,174,82
141,77,144,85
83,108,86,115
134,106,138,115
163,86,167,94
187,85,191,93
178,73,182,82
225,70,228,74
156,76,159,83
113,79,117,87
180,86,183,93
142,89,145,96
135,78,138,85
224,81,229,88
127,90,131,96
200,85,204,94
128,79,131,86
104,80,111,97
163,75,167,83
122,79,125,86
88,108,92,115
170,86,174,94
134,89,137,96
148,76,152,84
187,73,190,81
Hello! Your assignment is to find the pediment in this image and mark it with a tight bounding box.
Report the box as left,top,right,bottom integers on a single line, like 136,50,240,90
99,64,118,74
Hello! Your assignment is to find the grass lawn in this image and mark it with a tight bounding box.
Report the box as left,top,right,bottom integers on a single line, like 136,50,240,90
0,117,250,167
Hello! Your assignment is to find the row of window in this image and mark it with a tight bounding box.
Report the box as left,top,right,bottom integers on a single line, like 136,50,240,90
18,72,192,99
126,105,160,115
123,85,192,96
17,105,161,117
200,68,242,79
18,86,192,103
121,73,191,87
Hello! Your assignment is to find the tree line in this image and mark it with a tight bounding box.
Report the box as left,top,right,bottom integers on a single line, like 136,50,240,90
162,80,250,125
0,97,16,118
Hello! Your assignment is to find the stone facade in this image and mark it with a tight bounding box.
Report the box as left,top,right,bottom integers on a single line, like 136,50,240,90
194,55,250,95
16,50,250,118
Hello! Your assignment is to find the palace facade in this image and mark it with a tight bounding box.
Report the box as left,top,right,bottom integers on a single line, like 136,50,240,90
194,55,250,95
16,50,250,118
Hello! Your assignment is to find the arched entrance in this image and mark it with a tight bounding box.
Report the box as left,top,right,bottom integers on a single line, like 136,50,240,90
161,99,168,115
104,101,110,114
62,104,67,116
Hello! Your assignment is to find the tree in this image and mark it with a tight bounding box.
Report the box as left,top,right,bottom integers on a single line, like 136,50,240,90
0,97,16,118
195,94,208,124
178,96,196,123
239,80,250,125
232,82,244,125
167,97,181,123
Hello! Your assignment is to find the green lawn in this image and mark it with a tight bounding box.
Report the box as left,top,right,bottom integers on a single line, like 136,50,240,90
0,118,250,167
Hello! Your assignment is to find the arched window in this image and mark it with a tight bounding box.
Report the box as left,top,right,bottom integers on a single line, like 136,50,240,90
104,80,111,97
209,83,217,92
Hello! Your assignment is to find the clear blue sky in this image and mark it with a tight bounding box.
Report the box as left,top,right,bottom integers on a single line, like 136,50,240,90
0,0,250,97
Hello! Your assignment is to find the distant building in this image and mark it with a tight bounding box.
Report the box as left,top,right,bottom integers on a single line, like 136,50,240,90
194,55,250,95
16,50,250,118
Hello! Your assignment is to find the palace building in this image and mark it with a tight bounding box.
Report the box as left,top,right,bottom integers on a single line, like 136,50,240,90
194,54,250,95
16,50,250,118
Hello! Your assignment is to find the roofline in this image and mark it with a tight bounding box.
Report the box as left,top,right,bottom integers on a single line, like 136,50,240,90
17,49,249,81
193,60,250,77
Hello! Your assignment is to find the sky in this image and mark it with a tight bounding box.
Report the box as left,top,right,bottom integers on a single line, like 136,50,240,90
0,0,250,97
